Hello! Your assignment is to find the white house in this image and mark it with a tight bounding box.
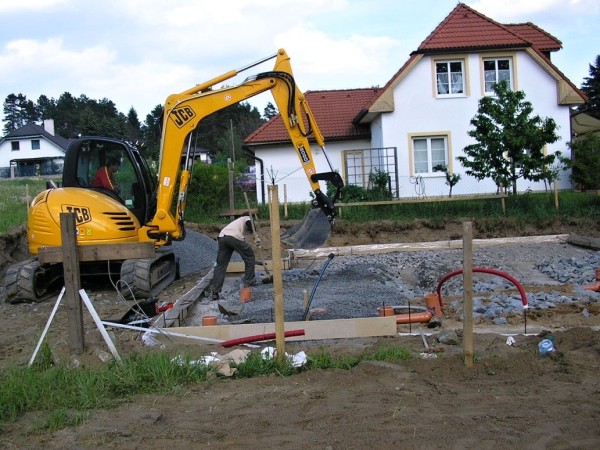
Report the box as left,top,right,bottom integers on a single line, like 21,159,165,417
0,119,69,178
244,3,587,203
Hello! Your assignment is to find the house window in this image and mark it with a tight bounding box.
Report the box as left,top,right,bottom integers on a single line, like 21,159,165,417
484,58,512,93
412,136,448,174
31,140,40,150
11,141,19,151
435,60,464,95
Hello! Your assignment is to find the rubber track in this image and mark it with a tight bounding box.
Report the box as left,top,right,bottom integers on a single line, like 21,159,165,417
4,258,42,303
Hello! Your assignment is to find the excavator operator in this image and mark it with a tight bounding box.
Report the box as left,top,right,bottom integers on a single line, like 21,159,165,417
91,157,120,192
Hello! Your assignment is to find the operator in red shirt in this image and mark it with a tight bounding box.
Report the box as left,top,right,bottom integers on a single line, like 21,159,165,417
91,158,120,191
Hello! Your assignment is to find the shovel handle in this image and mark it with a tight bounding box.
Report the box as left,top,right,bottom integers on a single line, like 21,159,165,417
243,192,270,275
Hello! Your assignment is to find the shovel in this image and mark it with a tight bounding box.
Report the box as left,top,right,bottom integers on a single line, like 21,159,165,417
243,192,273,284
280,208,331,249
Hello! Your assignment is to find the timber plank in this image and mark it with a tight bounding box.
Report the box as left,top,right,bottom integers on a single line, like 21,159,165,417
288,234,570,259
226,258,290,273
567,234,600,250
152,269,214,328
163,316,397,343
39,242,155,264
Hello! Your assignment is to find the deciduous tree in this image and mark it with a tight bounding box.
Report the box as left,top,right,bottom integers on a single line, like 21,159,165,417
458,81,560,195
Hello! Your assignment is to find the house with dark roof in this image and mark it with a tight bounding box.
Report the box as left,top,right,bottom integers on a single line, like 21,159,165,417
0,120,69,178
245,3,586,202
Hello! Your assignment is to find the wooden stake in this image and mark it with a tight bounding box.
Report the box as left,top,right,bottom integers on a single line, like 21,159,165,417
463,221,474,367
268,185,285,365
61,213,85,355
303,289,309,321
554,178,559,210
227,163,235,219
283,184,288,218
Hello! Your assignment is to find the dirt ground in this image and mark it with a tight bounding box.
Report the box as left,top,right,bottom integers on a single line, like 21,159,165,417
1,219,600,449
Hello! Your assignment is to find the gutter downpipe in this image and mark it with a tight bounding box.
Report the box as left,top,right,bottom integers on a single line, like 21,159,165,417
242,145,265,205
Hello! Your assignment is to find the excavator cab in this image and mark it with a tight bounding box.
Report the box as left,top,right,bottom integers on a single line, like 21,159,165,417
62,137,156,226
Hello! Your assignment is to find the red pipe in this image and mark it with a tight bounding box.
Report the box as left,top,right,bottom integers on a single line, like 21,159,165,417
221,329,305,347
435,267,528,308
395,310,433,324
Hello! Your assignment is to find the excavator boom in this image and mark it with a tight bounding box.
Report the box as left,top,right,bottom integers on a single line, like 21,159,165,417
146,49,342,248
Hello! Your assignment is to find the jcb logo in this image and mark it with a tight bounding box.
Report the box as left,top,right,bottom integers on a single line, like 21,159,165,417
170,106,196,128
297,145,311,164
62,205,92,225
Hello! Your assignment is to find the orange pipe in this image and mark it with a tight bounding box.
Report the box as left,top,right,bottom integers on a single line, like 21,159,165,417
584,282,600,292
395,310,433,324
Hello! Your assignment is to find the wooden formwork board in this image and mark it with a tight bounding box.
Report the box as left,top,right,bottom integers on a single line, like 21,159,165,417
226,258,290,273
161,316,397,343
288,234,570,260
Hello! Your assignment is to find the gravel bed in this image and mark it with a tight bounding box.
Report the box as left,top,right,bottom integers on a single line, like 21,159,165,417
212,241,600,325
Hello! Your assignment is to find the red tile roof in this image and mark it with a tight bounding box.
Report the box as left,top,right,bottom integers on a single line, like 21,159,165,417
505,23,562,52
244,88,382,145
418,3,529,51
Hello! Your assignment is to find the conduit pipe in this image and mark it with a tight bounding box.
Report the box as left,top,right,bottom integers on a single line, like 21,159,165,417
221,329,305,348
584,268,600,291
395,310,433,324
435,267,528,309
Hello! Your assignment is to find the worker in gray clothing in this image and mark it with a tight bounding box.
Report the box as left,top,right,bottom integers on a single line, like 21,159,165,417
211,216,257,300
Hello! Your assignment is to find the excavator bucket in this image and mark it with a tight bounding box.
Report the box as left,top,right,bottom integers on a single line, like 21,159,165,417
281,208,331,249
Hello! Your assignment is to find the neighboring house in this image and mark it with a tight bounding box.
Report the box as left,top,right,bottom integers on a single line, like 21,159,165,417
571,112,600,137
245,3,587,202
0,120,69,178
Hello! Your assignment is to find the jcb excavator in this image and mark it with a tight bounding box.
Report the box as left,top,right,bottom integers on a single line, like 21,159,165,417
4,49,343,303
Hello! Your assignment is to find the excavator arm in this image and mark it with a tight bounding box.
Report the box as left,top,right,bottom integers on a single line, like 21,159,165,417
141,49,343,248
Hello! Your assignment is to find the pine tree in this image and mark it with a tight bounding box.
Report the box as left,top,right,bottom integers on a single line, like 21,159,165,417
263,102,278,120
581,55,600,119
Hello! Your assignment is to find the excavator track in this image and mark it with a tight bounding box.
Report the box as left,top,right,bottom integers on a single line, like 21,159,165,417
4,258,64,304
119,249,179,300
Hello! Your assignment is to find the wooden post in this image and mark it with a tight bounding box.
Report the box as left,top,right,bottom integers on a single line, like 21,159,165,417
268,184,285,365
61,213,85,355
463,221,474,367
283,184,288,218
228,160,235,218
554,178,559,210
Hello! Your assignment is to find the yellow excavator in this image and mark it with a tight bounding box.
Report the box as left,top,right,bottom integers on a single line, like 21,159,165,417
4,49,343,303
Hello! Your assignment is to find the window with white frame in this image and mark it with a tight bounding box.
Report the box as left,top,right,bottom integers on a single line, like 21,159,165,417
435,60,465,95
412,136,448,174
31,139,40,150
11,141,19,151
483,58,512,93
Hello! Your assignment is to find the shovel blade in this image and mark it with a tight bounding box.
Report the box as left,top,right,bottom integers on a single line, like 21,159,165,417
281,208,331,249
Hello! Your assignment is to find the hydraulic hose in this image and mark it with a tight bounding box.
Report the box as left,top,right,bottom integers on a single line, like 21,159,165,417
435,267,528,309
302,253,335,320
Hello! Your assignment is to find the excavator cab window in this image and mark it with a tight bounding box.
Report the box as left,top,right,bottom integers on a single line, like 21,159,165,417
64,137,151,224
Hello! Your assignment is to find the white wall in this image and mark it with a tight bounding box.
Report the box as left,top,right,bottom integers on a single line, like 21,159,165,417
254,138,371,203
380,50,573,196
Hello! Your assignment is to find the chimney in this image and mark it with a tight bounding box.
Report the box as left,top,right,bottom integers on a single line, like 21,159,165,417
43,119,55,136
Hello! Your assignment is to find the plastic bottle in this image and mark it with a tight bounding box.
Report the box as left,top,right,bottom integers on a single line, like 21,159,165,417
538,337,555,356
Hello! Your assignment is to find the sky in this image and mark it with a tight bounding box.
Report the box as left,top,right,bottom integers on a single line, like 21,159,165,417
1,0,598,124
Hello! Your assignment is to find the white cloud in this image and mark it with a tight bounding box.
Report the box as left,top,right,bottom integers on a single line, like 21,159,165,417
273,25,400,90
